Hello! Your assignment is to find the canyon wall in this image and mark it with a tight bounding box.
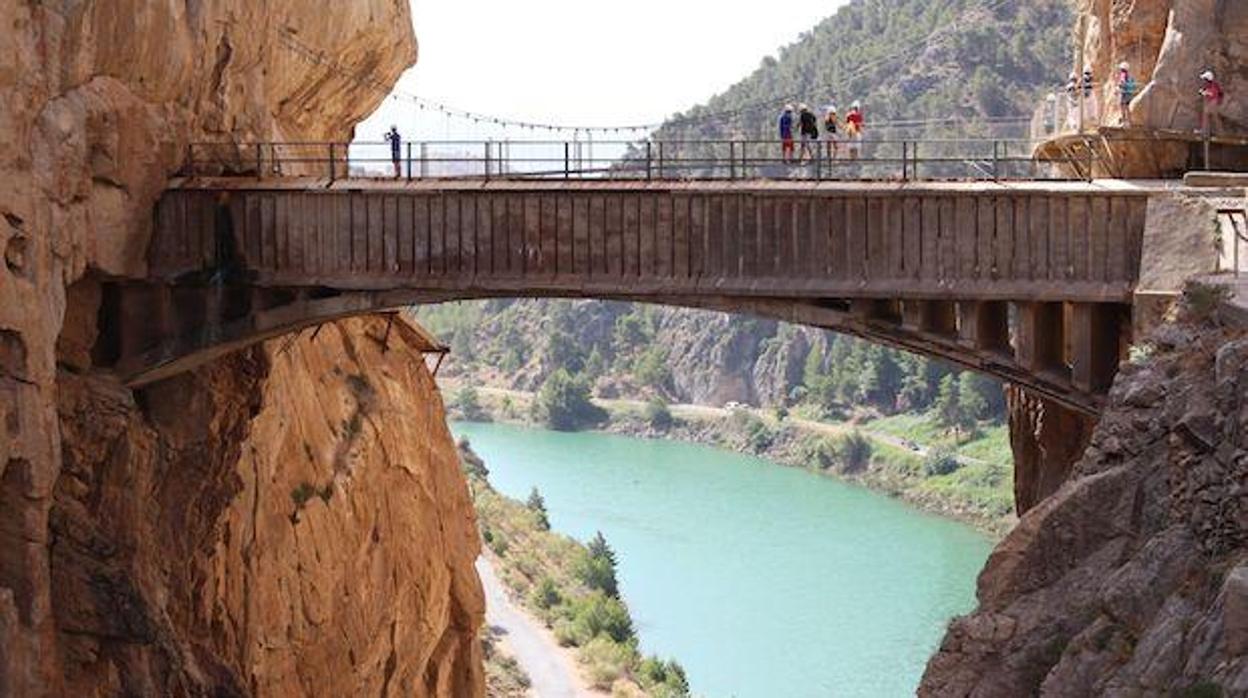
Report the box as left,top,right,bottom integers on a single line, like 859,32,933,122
2,1,487,695
1081,0,1246,133
921,315,1248,696
53,315,484,696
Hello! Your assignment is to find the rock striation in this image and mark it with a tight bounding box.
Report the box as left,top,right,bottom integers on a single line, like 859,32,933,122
1,2,488,696
921,315,1248,696
52,315,484,696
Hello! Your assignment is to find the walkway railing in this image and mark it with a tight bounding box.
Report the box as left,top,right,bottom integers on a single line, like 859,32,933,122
183,139,1094,183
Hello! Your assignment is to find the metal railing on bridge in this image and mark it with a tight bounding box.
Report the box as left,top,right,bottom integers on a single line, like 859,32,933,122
183,138,1096,183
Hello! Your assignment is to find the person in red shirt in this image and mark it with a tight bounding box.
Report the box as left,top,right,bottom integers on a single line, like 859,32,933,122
1200,70,1225,136
845,102,865,160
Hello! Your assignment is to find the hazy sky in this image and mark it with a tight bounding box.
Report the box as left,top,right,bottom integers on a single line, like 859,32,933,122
358,0,851,141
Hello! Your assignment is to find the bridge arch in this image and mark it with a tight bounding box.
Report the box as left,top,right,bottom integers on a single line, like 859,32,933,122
103,178,1161,414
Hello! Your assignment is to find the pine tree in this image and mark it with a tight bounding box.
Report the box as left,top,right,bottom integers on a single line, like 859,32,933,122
580,531,621,598
933,374,965,436
526,487,550,531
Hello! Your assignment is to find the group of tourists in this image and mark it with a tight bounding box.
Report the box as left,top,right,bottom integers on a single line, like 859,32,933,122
1064,63,1226,135
778,102,865,164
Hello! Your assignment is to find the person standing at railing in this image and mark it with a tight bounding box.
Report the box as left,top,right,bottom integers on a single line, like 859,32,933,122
383,125,402,178
1081,68,1098,128
845,102,864,160
823,106,840,160
1200,70,1225,136
779,105,796,164
798,104,819,163
1064,73,1080,131
1117,62,1138,127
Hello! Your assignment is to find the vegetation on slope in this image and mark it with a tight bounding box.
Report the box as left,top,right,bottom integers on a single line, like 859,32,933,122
655,0,1072,143
460,441,690,696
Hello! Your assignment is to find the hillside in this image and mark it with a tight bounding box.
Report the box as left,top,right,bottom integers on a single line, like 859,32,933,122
655,0,1072,143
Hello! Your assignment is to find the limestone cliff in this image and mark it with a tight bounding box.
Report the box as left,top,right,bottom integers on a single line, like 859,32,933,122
52,315,484,696
1,1,487,696
920,314,1248,696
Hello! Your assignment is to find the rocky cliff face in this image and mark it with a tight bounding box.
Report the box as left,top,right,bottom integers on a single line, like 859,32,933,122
921,315,1248,696
1,2,487,696
51,315,484,697
1083,0,1246,133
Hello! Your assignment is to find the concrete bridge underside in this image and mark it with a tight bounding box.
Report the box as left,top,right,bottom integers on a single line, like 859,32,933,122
104,178,1163,414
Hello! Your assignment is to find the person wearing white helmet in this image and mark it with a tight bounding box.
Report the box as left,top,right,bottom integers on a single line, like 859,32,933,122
797,103,819,163
823,105,840,161
384,124,402,178
1199,70,1225,135
1117,62,1137,127
779,104,796,164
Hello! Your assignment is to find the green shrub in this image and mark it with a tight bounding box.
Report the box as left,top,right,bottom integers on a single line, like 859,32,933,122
633,347,671,389
838,431,873,473
579,636,636,689
1180,682,1222,698
638,657,691,696
536,369,607,431
529,577,561,610
565,592,635,646
452,384,487,421
923,447,961,477
644,397,674,430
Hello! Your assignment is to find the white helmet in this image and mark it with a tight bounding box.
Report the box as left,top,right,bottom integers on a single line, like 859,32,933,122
826,105,838,114
784,103,794,112
1118,61,1129,71
1201,70,1215,81
851,100,861,109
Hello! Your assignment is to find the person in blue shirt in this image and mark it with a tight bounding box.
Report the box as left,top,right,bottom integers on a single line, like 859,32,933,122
1117,62,1138,127
778,105,795,164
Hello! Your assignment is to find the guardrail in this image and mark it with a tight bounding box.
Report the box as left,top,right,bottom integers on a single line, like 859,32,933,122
183,138,1097,183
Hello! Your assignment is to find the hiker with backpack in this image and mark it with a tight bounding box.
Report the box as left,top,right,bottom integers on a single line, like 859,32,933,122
798,104,819,163
779,105,796,164
1117,62,1137,127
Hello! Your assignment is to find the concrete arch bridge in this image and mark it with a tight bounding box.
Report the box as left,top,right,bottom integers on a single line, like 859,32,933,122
93,173,1217,417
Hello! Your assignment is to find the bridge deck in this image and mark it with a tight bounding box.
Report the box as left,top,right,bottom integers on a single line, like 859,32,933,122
154,178,1166,303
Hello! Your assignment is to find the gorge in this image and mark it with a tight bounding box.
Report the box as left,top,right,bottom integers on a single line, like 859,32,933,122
2,0,1247,697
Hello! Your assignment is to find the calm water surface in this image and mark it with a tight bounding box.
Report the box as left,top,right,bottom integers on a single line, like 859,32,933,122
452,421,992,698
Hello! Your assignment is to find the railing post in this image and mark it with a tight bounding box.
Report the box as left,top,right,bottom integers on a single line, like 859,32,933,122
484,141,492,181
646,142,653,181
729,141,737,180
420,142,428,178
185,143,195,176
406,142,412,181
255,143,263,179
329,143,337,182
658,142,665,180
991,141,1000,181
902,141,909,181
564,142,570,180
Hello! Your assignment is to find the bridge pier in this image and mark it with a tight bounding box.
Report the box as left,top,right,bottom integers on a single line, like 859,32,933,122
1070,303,1126,394
1015,302,1068,380
958,300,1011,357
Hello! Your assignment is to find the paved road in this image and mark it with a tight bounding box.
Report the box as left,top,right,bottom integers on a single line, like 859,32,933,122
477,557,599,698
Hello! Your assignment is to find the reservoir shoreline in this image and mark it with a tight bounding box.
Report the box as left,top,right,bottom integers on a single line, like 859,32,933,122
445,382,1015,538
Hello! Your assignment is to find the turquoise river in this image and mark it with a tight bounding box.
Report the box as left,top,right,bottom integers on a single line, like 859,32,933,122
452,421,994,698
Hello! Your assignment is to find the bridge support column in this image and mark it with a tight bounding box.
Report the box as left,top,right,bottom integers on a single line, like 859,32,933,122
853,299,902,325
1070,303,1125,394
957,300,1010,355
1015,302,1068,378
